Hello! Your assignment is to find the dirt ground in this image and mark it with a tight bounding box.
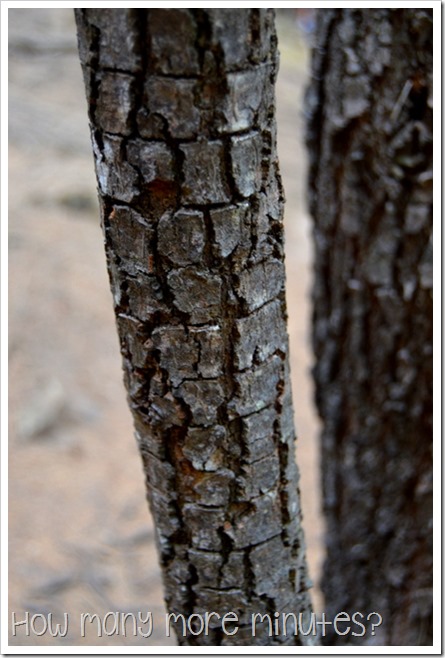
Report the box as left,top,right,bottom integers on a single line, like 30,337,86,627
8,9,323,647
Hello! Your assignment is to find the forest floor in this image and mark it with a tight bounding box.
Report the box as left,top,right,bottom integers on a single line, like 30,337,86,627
8,9,323,647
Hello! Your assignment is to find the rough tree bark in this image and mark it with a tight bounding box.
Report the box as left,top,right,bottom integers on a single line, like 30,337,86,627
306,9,433,645
75,9,315,646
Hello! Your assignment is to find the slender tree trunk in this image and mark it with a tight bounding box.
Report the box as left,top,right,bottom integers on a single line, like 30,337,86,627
307,9,433,645
76,9,314,646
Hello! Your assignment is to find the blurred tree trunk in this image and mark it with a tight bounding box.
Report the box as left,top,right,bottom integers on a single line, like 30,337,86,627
75,9,315,646
307,8,433,645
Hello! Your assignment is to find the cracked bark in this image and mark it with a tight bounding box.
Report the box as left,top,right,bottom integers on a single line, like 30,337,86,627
307,9,433,645
75,9,314,646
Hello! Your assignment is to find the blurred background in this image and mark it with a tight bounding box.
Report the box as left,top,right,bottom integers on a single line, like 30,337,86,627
8,8,322,646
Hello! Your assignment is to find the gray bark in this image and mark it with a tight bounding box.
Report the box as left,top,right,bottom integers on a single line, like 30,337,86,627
306,9,433,645
75,9,314,646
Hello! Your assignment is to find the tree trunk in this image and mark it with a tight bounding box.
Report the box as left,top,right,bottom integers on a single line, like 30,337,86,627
306,9,433,645
75,9,314,646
